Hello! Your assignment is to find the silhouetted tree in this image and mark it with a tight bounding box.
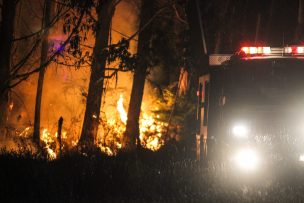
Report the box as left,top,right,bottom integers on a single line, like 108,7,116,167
295,0,304,42
123,0,156,151
33,0,53,145
0,0,18,128
79,0,120,148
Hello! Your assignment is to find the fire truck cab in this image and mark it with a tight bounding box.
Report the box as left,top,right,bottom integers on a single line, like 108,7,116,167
197,46,304,168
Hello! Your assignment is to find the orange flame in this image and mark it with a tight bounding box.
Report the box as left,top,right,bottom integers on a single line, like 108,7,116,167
117,94,127,124
97,94,166,155
41,129,57,160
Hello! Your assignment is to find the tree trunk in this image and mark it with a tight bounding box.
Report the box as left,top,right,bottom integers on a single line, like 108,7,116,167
123,0,154,151
295,0,304,42
78,1,116,148
266,0,274,42
213,0,230,54
33,0,52,145
0,0,18,128
254,13,261,45
185,0,208,93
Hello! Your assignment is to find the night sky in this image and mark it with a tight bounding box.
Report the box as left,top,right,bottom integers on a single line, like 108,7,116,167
201,0,300,53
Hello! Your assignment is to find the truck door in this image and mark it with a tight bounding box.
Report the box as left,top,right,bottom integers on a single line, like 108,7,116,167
196,74,210,161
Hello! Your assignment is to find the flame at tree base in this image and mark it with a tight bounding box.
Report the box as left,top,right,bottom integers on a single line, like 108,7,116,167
97,94,167,155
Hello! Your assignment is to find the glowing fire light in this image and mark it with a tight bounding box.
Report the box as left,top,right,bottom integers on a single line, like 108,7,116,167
40,128,75,159
9,102,14,111
139,112,165,151
41,129,57,160
16,95,166,158
97,95,166,155
117,94,127,124
18,127,31,137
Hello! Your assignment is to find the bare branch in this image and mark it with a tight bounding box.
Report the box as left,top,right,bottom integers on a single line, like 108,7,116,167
14,5,70,41
10,37,42,77
8,9,86,89
108,5,170,49
172,4,188,25
112,28,138,41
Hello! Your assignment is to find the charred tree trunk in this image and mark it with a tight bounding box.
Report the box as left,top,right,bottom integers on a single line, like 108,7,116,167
0,0,18,128
79,1,116,148
123,0,155,151
33,0,52,145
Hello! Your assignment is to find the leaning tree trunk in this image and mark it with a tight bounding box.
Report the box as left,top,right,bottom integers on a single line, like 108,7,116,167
123,0,154,151
0,0,18,128
78,1,117,148
33,0,52,145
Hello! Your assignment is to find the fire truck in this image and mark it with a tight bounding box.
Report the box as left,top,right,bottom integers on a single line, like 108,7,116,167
197,46,304,171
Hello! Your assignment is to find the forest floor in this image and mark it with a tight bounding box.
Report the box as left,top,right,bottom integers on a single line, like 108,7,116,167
1,144,304,202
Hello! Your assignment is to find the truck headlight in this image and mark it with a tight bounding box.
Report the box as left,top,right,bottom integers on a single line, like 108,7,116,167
232,124,249,138
299,154,304,162
232,148,259,171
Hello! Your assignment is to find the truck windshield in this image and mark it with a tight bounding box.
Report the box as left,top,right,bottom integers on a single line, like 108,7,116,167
226,58,304,107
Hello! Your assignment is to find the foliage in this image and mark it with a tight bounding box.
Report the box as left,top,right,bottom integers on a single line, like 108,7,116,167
106,39,137,71
54,0,137,74
151,86,196,144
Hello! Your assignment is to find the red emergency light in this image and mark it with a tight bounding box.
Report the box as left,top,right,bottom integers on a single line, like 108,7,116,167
241,46,271,55
284,46,304,54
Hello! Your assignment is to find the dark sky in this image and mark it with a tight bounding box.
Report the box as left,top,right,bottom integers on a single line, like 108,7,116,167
201,0,300,53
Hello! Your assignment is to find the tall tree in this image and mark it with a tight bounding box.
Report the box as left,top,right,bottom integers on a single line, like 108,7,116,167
123,0,155,151
33,0,53,145
0,0,18,128
213,0,230,54
295,0,304,42
78,0,119,148
184,0,208,89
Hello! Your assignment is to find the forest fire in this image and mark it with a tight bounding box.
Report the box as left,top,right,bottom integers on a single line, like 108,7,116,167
13,95,167,159
0,0,173,160
15,126,74,159
97,94,166,155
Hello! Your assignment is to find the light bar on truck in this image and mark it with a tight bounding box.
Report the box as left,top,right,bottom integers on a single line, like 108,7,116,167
284,46,304,55
240,46,304,56
241,47,271,55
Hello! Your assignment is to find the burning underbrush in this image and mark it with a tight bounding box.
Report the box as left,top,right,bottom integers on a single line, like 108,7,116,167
97,94,168,156
0,126,78,160
2,91,172,159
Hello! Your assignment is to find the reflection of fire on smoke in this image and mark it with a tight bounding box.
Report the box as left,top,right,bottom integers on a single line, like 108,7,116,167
97,94,167,155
